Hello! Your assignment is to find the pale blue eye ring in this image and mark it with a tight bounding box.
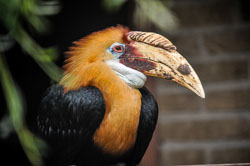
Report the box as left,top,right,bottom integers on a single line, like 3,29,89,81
107,42,125,58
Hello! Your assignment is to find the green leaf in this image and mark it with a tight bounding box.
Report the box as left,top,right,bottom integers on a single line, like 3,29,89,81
0,54,46,166
134,0,178,32
11,25,63,82
102,0,127,13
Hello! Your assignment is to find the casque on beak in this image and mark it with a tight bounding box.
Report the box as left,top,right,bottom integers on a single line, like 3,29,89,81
119,31,205,98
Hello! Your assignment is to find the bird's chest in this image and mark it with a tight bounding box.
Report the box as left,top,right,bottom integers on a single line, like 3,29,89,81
93,88,142,156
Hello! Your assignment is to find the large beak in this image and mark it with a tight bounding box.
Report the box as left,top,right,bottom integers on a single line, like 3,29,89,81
119,31,205,98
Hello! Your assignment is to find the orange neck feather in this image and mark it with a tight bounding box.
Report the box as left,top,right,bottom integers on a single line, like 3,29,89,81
91,64,141,155
60,26,141,155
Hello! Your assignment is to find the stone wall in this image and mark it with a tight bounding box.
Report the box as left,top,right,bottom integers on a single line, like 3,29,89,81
155,0,250,165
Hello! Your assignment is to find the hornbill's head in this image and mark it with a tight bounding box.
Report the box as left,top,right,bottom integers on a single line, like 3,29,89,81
61,25,205,98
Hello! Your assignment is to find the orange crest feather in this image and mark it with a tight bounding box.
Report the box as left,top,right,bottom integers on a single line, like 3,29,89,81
60,25,129,90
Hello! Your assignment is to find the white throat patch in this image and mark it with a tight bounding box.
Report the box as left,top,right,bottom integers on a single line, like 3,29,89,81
106,60,147,89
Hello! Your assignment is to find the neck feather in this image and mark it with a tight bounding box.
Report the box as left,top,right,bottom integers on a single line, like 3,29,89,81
92,64,141,155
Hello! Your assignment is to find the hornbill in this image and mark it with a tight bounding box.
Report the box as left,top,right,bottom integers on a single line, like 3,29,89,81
37,25,205,166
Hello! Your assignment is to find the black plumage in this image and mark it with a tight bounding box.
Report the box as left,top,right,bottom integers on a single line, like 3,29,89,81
36,85,158,166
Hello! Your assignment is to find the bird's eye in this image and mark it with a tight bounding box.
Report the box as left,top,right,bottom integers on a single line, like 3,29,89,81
113,45,123,53
107,42,125,58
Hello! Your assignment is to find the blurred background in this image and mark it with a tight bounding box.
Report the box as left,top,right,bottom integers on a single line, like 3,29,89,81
0,0,249,165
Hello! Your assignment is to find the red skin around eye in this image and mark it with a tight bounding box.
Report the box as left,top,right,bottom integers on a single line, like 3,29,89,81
119,44,156,72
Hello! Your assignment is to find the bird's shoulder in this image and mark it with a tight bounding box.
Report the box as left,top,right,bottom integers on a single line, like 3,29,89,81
37,84,105,143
